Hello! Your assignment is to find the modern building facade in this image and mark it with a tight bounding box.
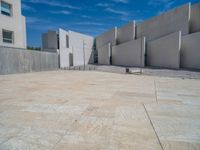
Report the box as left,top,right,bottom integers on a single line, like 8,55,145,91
42,29,94,68
0,0,26,48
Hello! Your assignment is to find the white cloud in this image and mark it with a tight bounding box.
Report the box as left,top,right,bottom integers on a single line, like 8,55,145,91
81,15,92,19
96,3,113,7
50,10,71,15
112,0,129,4
26,17,40,23
148,0,176,15
105,8,129,16
22,4,36,12
23,0,81,10
73,22,105,26
148,0,175,7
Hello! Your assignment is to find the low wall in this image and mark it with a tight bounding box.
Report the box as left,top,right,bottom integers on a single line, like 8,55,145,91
117,21,135,44
112,37,145,67
181,32,200,70
0,46,59,75
147,32,181,69
98,43,111,65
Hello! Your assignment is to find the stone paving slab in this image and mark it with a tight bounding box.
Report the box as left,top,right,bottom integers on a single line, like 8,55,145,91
145,104,200,150
0,71,200,150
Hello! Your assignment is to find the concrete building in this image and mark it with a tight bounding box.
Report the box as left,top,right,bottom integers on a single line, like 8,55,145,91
42,29,94,68
0,0,26,48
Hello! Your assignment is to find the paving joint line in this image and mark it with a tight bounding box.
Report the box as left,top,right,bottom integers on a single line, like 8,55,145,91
143,104,164,150
154,79,158,104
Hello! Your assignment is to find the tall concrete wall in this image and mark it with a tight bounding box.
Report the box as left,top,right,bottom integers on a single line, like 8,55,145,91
98,43,111,65
0,46,58,75
117,21,136,44
59,29,94,68
112,37,145,67
83,36,94,65
69,30,94,66
59,29,70,68
190,2,200,33
96,27,117,48
136,3,190,41
181,32,200,69
0,0,26,48
147,32,181,69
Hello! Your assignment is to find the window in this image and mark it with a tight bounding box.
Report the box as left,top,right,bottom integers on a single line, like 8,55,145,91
66,35,69,48
1,1,12,16
2,30,14,44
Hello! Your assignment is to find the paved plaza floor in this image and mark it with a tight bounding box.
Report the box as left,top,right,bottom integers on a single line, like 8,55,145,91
0,71,200,150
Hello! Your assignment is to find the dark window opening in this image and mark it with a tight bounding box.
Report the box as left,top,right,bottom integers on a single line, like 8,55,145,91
1,1,12,16
3,30,14,44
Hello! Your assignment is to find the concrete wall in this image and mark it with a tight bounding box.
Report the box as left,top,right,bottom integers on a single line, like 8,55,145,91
181,32,200,69
98,43,111,65
96,27,117,48
147,31,181,69
59,29,70,68
0,46,59,75
69,30,94,66
59,28,94,68
117,21,135,44
190,2,200,33
0,0,26,48
42,30,58,53
136,3,190,41
59,48,70,69
112,37,145,67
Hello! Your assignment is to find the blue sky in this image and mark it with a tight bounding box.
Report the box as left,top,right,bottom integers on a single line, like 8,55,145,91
22,0,199,47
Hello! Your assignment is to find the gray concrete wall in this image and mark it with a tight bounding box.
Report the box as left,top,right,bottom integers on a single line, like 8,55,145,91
136,3,190,41
190,2,200,33
147,31,181,69
181,32,200,69
59,29,70,68
96,27,117,48
59,29,94,68
98,43,111,65
112,37,145,67
0,0,27,48
69,30,94,66
42,30,58,53
117,21,136,44
0,46,58,75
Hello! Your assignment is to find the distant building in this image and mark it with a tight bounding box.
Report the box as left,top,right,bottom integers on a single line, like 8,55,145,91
42,29,94,68
42,30,58,53
0,0,26,48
